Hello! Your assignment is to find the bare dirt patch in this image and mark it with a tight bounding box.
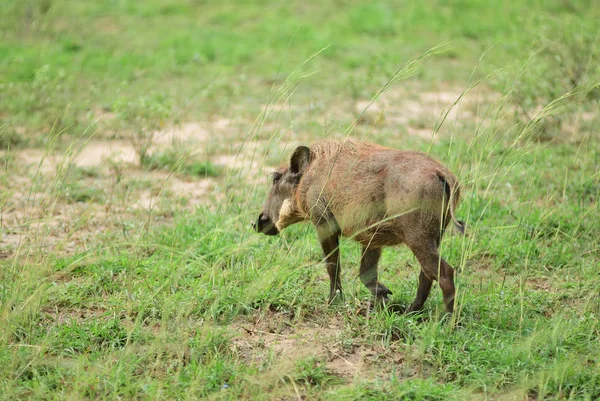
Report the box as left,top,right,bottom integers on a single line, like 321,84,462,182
0,156,218,257
73,140,137,167
0,118,260,256
355,85,498,141
169,177,214,200
14,148,56,174
527,277,554,292
152,122,211,146
231,311,402,384
40,304,110,326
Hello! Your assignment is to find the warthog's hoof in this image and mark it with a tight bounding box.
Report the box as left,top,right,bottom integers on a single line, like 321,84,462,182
368,284,395,311
374,284,393,300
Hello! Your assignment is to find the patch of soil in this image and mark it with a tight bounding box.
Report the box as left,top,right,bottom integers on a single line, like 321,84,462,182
152,122,211,146
527,277,553,292
355,85,497,140
231,311,402,384
0,118,251,256
0,166,217,256
74,140,137,167
40,305,109,325
169,177,214,200
14,148,56,174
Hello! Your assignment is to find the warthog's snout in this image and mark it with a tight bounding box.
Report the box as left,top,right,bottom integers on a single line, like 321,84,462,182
254,212,279,236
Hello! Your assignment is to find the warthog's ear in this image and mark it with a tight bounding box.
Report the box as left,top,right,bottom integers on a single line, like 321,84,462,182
290,146,311,174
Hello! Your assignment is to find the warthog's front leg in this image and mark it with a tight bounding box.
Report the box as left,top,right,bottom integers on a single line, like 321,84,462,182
359,246,392,301
318,229,343,304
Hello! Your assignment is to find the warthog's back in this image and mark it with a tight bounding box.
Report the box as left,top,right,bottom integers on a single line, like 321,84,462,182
295,140,459,246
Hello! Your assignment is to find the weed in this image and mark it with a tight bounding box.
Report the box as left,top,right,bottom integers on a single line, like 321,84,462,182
113,93,173,167
292,357,339,387
0,125,25,148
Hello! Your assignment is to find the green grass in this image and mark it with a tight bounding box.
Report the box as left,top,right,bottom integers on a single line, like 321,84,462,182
2,0,598,137
1,0,599,400
143,149,221,178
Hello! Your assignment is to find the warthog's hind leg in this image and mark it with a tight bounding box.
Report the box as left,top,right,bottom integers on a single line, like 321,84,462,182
405,271,433,313
408,243,455,314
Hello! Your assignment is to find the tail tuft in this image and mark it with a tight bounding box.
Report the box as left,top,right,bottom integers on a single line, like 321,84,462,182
437,172,465,236
454,220,466,235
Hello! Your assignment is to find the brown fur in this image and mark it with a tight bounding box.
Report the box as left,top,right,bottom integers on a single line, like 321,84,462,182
254,139,464,313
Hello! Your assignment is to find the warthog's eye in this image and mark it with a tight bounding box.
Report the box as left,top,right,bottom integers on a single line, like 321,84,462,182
272,172,283,184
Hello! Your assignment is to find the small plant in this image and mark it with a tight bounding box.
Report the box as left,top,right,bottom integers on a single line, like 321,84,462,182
292,357,338,388
4,63,81,135
54,165,105,204
186,161,220,177
0,124,25,148
143,148,220,177
113,93,173,167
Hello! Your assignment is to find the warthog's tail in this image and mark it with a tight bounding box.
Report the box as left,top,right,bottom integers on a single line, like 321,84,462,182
437,172,465,235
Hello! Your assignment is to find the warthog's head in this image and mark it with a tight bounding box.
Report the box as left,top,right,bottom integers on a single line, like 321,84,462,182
254,146,311,235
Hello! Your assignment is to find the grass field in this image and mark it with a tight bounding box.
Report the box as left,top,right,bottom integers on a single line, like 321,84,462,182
1,0,599,399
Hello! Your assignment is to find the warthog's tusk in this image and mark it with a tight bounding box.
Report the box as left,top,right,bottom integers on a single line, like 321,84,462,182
275,198,294,231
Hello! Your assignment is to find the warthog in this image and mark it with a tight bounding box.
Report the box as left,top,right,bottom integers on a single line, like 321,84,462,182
254,139,464,313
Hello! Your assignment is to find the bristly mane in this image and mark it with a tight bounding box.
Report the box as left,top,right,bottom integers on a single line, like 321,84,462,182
309,139,360,161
